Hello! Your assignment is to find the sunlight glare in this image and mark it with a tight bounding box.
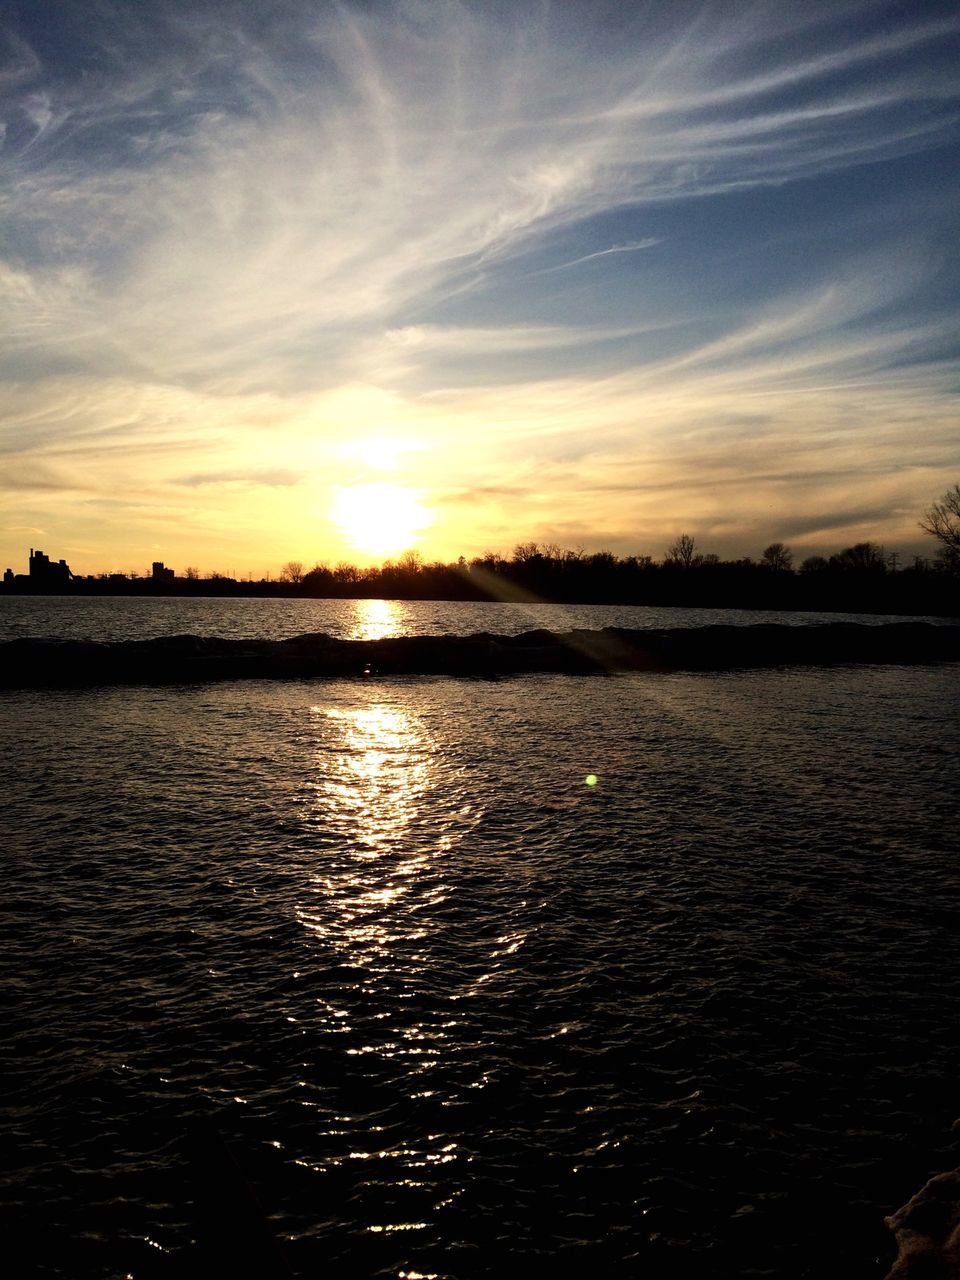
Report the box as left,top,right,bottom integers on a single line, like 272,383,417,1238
332,483,433,558
349,598,404,641
340,436,421,471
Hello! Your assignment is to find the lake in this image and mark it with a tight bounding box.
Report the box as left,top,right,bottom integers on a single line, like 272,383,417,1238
2,598,959,1278
1,593,954,644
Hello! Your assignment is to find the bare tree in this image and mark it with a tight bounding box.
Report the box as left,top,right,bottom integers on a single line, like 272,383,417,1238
184,566,199,580
666,533,697,568
512,542,542,563
761,542,793,571
334,561,361,584
829,542,887,572
397,549,423,574
280,560,305,584
470,552,506,572
920,484,960,566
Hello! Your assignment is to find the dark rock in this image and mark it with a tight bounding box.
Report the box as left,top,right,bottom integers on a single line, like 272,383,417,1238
0,624,956,689
885,1168,960,1278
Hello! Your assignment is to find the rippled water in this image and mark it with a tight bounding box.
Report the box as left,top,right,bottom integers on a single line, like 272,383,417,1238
1,593,953,643
3,664,959,1278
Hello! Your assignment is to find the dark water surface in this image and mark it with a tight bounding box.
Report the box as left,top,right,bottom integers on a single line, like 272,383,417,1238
3,664,960,1278
1,593,953,644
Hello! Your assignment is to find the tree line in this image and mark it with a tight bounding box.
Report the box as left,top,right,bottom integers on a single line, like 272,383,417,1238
263,485,959,613
8,486,959,616
260,534,951,615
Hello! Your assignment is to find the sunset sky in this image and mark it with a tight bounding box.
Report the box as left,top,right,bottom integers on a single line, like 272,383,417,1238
2,0,958,576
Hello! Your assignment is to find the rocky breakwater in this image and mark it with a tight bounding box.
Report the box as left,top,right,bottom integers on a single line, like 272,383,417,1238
0,623,958,689
885,1168,960,1279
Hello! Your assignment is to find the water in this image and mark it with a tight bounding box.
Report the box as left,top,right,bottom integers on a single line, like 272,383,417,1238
3,601,960,1278
1,593,953,644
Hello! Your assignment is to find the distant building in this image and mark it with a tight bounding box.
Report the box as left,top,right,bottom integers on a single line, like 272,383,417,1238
152,561,175,583
29,548,72,585
3,568,12,586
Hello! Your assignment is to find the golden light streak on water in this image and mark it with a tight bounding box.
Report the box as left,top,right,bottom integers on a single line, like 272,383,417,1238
347,596,403,641
295,699,442,989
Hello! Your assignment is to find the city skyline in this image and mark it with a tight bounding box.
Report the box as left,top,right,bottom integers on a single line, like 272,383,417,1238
2,0,959,576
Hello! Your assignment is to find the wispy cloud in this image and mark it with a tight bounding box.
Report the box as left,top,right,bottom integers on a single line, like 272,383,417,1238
177,468,302,488
0,1,958,570
530,239,662,275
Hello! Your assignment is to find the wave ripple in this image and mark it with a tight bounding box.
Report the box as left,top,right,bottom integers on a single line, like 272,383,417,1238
2,666,960,1278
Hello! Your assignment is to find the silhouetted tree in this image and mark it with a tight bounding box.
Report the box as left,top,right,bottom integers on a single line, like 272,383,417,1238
470,552,506,572
334,561,361,585
396,549,423,575
830,542,887,572
512,542,543,564
665,533,698,568
761,542,793,571
801,555,829,573
303,563,333,593
184,566,199,579
920,484,960,568
280,560,305,584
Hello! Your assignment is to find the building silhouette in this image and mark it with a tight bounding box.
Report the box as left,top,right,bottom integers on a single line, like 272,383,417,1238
29,548,72,585
152,561,175,583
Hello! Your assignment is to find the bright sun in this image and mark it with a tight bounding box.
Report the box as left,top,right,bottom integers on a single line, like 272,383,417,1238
332,483,433,559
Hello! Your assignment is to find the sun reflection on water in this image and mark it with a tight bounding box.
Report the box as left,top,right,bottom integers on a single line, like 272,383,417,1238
290,695,482,1194
320,703,429,852
346,597,405,641
295,701,442,973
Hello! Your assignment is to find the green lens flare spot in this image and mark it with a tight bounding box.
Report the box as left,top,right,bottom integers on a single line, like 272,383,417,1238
585,774,598,787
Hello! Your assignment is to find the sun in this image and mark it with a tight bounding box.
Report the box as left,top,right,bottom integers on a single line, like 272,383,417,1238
332,483,433,559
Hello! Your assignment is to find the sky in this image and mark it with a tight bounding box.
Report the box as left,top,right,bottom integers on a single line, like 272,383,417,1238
2,0,959,576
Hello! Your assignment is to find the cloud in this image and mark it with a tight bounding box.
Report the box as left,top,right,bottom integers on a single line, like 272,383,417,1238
776,505,906,540
3,1,957,395
530,239,662,275
176,468,302,488
382,320,667,355
0,463,92,493
0,1,958,571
